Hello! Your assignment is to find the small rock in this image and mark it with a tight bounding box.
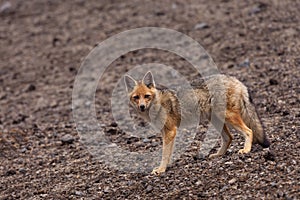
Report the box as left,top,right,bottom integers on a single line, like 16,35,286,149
24,84,36,92
40,194,47,198
269,78,278,85
228,178,237,184
20,147,27,153
249,3,267,15
61,134,75,144
143,138,150,143
106,128,117,135
194,22,209,30
270,182,276,187
264,151,275,161
249,6,261,15
19,168,26,174
107,143,117,148
239,58,250,67
104,186,110,193
155,11,165,16
5,169,16,176
135,141,144,148
171,3,177,9
110,122,118,127
75,191,83,196
277,190,284,197
195,181,202,186
145,185,153,193
150,142,159,147
0,2,11,14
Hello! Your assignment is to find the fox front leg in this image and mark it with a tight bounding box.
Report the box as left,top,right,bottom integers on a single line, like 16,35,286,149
151,127,176,175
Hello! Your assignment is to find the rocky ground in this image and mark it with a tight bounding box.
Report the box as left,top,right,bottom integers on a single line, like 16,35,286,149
0,0,299,199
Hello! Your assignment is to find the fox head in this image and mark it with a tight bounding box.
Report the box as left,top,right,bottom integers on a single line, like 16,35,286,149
124,71,156,113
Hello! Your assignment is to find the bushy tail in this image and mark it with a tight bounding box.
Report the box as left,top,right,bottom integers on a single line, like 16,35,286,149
240,94,270,148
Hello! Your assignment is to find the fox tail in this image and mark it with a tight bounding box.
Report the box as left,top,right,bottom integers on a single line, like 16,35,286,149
240,93,270,148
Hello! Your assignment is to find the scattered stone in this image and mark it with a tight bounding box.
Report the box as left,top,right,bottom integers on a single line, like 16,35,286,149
104,186,110,193
110,122,118,127
239,58,250,67
142,138,150,143
270,182,276,187
195,181,202,186
194,22,209,30
269,78,278,85
282,110,289,116
155,11,165,16
171,3,177,9
249,3,267,15
0,2,11,14
106,128,118,135
264,151,275,161
145,185,153,193
75,191,83,196
61,134,75,144
228,178,237,184
24,84,36,92
19,168,26,174
5,169,16,176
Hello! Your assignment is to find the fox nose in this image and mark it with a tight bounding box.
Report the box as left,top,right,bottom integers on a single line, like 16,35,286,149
139,104,145,111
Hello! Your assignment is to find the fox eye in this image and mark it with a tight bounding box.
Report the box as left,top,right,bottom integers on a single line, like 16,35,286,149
144,94,151,98
133,95,139,100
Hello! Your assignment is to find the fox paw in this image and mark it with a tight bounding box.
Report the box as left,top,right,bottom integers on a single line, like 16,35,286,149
238,149,250,154
151,167,166,175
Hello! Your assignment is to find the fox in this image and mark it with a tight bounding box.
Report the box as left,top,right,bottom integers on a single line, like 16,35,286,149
124,71,270,174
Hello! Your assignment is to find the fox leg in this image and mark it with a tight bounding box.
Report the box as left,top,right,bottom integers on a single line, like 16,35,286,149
152,127,176,175
226,112,253,154
209,124,233,158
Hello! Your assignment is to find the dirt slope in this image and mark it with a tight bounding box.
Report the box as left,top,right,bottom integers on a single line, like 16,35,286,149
0,0,299,199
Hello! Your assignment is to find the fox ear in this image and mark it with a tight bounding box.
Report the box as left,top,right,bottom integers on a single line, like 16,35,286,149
142,71,155,87
124,75,137,92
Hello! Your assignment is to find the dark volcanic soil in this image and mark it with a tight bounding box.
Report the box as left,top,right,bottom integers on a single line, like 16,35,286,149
0,0,299,199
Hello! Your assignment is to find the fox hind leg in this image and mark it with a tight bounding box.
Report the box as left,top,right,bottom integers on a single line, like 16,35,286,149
226,112,253,154
209,124,233,158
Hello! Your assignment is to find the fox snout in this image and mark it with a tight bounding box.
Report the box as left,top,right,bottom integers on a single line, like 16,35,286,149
135,97,149,112
139,104,146,112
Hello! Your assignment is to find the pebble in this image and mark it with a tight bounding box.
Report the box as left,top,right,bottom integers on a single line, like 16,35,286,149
20,147,27,153
194,22,209,30
19,168,26,174
24,84,36,92
61,134,75,144
0,2,11,13
104,186,110,193
75,191,83,196
145,185,153,193
239,58,250,67
269,78,278,85
6,169,16,176
228,178,237,184
142,138,150,143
